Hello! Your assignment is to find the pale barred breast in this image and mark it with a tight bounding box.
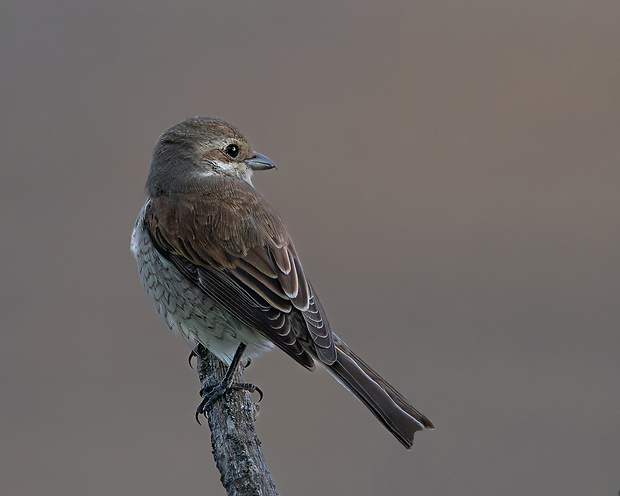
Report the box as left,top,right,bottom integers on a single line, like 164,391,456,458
131,206,273,364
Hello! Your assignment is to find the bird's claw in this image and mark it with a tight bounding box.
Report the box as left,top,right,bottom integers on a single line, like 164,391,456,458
188,343,208,369
195,381,227,423
195,381,264,423
232,382,264,403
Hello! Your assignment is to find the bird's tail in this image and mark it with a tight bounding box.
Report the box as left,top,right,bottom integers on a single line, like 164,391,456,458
325,336,434,449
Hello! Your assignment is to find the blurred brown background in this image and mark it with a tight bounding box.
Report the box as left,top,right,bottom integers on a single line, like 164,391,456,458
1,1,619,495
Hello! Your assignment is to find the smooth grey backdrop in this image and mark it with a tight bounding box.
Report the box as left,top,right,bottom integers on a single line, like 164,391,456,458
2,1,618,495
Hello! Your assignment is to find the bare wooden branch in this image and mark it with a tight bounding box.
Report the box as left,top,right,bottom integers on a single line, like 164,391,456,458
196,351,280,496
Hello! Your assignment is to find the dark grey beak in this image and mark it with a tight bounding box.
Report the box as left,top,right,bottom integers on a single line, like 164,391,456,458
245,152,277,171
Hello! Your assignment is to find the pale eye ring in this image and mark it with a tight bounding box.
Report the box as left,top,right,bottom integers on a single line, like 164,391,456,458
224,144,240,158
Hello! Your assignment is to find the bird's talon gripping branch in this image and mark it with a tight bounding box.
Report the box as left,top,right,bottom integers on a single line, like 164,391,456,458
188,343,208,369
195,380,264,423
194,343,260,423
232,382,264,403
195,381,228,423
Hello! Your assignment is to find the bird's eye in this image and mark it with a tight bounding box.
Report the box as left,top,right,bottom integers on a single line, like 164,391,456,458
224,144,240,158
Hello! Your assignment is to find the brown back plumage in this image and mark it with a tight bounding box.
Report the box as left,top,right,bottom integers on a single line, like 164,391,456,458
145,175,336,369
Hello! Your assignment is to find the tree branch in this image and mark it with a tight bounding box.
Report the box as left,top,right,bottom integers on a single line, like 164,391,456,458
196,350,280,496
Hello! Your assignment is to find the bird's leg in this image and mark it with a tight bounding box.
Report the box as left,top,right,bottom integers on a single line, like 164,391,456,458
195,343,263,423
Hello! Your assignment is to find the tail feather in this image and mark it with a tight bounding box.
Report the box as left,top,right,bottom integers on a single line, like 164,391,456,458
325,337,434,449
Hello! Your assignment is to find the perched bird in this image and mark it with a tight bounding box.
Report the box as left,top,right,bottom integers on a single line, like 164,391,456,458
131,116,434,449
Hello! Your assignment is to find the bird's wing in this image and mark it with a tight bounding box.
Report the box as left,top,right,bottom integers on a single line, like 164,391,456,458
144,177,336,368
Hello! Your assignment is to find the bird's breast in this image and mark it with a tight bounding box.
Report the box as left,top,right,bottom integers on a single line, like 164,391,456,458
131,205,273,365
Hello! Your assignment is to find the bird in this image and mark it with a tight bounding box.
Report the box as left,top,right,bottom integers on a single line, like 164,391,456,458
131,116,434,449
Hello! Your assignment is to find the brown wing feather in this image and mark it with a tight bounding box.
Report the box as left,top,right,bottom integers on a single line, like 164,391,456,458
144,175,336,367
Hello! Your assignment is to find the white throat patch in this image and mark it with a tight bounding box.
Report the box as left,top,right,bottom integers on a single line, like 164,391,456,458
210,160,254,186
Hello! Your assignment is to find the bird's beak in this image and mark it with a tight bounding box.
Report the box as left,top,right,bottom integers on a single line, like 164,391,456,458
245,152,277,171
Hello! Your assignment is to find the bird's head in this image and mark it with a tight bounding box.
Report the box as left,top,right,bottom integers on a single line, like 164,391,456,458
146,116,276,196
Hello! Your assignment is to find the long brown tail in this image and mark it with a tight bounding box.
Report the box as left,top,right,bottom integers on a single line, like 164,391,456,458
325,336,434,449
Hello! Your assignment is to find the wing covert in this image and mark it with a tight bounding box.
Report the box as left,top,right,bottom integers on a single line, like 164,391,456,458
143,181,337,368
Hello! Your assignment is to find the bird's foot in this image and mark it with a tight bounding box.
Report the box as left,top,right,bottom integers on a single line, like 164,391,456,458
195,381,263,423
232,382,263,403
